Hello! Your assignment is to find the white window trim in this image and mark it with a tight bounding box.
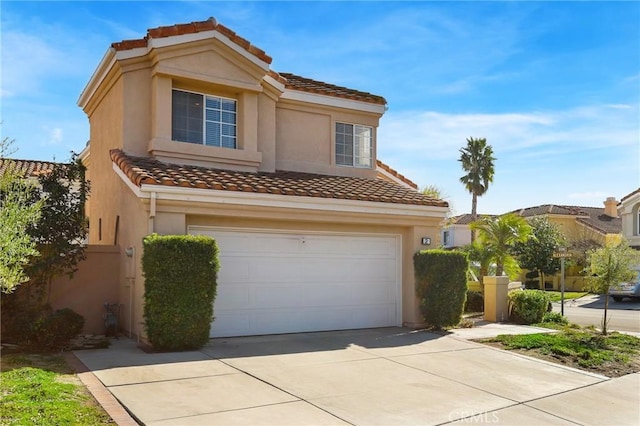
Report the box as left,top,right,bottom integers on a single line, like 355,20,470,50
335,121,374,169
172,89,238,149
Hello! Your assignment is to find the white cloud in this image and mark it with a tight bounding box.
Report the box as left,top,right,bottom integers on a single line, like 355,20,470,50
45,127,63,146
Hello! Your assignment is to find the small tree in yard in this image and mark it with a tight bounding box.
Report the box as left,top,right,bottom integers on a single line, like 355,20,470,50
461,239,493,292
26,153,89,304
0,139,43,293
1,153,89,346
586,239,640,335
513,217,566,289
470,213,532,278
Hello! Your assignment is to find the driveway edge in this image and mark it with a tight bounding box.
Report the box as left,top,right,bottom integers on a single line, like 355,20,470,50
63,352,139,425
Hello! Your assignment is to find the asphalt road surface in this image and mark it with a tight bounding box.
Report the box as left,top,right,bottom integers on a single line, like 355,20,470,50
553,294,640,334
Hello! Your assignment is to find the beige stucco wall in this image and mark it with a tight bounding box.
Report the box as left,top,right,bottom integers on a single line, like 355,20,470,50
84,75,125,245
275,101,380,178
49,245,120,334
547,215,606,247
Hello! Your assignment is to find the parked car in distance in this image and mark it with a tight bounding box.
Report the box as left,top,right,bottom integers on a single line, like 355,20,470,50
609,267,640,302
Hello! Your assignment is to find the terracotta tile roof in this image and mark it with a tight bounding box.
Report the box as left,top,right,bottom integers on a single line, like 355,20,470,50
375,160,417,189
279,73,387,105
512,204,621,235
450,213,497,225
620,187,640,204
110,149,447,208
111,17,273,65
0,158,64,178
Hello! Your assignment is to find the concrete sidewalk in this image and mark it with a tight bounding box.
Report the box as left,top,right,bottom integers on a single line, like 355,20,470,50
73,325,640,425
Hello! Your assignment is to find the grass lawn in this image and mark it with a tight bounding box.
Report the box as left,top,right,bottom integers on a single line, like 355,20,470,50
544,291,588,303
480,325,640,377
0,352,114,425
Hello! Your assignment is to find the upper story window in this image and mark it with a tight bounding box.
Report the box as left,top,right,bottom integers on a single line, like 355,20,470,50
172,89,237,149
335,122,373,168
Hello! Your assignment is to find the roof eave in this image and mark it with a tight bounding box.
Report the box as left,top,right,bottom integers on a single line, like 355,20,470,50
111,162,447,218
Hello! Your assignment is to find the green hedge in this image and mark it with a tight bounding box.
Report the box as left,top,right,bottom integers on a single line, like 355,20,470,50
414,249,468,329
464,290,484,313
508,290,549,324
142,234,219,350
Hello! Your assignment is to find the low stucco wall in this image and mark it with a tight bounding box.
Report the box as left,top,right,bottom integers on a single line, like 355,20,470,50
49,245,120,334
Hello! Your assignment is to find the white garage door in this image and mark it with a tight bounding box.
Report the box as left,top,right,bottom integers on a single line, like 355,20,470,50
189,227,401,338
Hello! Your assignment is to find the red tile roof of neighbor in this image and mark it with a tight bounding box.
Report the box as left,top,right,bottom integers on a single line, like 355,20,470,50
110,149,447,207
110,18,387,106
0,158,65,177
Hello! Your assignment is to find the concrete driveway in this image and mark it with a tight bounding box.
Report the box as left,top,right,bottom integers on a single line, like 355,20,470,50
73,326,640,425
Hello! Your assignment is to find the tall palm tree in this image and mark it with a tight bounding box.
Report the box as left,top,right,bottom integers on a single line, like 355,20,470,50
470,213,532,277
459,137,496,241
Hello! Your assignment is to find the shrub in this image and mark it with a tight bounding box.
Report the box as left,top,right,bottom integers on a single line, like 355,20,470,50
30,308,85,350
541,311,569,325
524,280,540,289
142,234,219,351
508,290,549,324
414,250,468,329
464,290,484,313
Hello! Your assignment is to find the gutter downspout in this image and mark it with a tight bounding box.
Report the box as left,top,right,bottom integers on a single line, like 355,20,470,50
148,191,157,234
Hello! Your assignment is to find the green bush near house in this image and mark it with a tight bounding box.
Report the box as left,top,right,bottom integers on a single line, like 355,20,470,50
541,311,569,325
464,290,484,313
414,250,468,329
508,289,549,324
142,234,219,351
31,308,85,350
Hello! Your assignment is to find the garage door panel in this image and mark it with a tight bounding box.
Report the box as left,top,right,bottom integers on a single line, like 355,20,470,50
215,284,251,309
218,258,251,282
212,311,251,337
189,228,400,338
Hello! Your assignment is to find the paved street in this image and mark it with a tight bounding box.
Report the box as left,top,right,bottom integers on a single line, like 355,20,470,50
553,294,640,334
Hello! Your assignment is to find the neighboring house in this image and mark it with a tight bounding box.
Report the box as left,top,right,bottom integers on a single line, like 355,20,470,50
444,200,622,290
77,18,448,339
619,188,640,249
512,199,622,247
441,214,497,249
512,199,622,290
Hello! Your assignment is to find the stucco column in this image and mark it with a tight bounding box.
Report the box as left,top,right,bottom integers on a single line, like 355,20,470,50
483,276,510,322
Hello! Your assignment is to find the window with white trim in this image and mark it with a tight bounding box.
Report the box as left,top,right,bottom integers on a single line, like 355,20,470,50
335,122,373,168
172,89,237,149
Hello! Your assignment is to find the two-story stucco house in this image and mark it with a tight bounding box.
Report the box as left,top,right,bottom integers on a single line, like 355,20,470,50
619,188,640,249
78,18,448,339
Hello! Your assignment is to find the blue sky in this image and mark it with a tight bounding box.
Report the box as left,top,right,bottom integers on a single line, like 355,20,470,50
1,1,638,215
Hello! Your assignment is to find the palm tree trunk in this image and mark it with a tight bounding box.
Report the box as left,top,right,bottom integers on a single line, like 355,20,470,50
470,193,478,242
